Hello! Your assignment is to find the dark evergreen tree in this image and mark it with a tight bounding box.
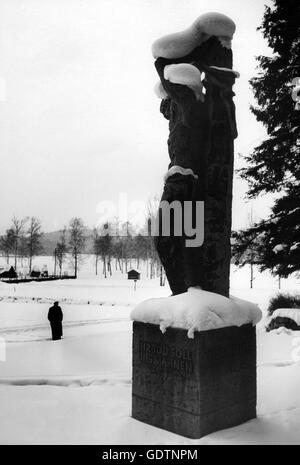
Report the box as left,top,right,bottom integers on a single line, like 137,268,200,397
238,0,300,277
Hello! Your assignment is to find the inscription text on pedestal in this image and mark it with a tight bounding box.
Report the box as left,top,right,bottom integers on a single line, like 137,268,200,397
138,340,194,375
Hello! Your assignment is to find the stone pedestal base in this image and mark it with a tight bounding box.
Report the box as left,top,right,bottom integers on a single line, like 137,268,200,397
132,321,256,439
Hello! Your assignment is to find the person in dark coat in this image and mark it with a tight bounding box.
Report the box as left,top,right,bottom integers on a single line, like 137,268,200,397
48,301,63,340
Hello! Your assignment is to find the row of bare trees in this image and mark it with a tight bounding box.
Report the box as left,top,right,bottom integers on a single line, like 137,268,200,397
0,216,43,272
51,217,163,281
92,224,162,280
0,216,86,277
53,218,86,278
1,212,165,282
91,199,163,281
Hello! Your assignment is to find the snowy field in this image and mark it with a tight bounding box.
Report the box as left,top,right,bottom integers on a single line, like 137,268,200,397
0,255,300,444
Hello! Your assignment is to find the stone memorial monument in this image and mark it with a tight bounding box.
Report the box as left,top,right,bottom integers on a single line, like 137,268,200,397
131,12,262,439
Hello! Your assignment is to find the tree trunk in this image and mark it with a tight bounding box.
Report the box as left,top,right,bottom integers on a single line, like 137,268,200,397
117,258,123,272
54,250,57,276
108,257,112,276
14,246,17,271
103,256,107,278
74,253,78,279
250,264,254,289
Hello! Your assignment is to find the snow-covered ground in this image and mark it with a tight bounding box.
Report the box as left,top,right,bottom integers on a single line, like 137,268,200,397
0,256,299,444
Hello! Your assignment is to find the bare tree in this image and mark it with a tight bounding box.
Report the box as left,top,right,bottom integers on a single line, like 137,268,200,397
145,197,161,279
26,217,43,273
19,235,28,268
56,228,68,277
93,223,112,278
93,228,100,275
10,216,28,270
113,238,124,273
69,218,86,278
0,229,15,264
231,208,266,289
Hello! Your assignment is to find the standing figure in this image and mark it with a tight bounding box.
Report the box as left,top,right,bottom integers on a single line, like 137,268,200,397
48,301,63,340
153,12,239,297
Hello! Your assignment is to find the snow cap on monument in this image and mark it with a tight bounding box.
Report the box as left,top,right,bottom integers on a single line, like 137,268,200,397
152,12,236,59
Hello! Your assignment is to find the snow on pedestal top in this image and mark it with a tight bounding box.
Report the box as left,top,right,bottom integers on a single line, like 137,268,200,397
131,287,262,339
152,12,236,59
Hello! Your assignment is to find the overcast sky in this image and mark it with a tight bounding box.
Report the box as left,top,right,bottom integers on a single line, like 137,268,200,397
0,0,273,234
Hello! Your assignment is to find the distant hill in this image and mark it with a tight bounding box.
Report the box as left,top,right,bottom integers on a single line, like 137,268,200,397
40,229,94,255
